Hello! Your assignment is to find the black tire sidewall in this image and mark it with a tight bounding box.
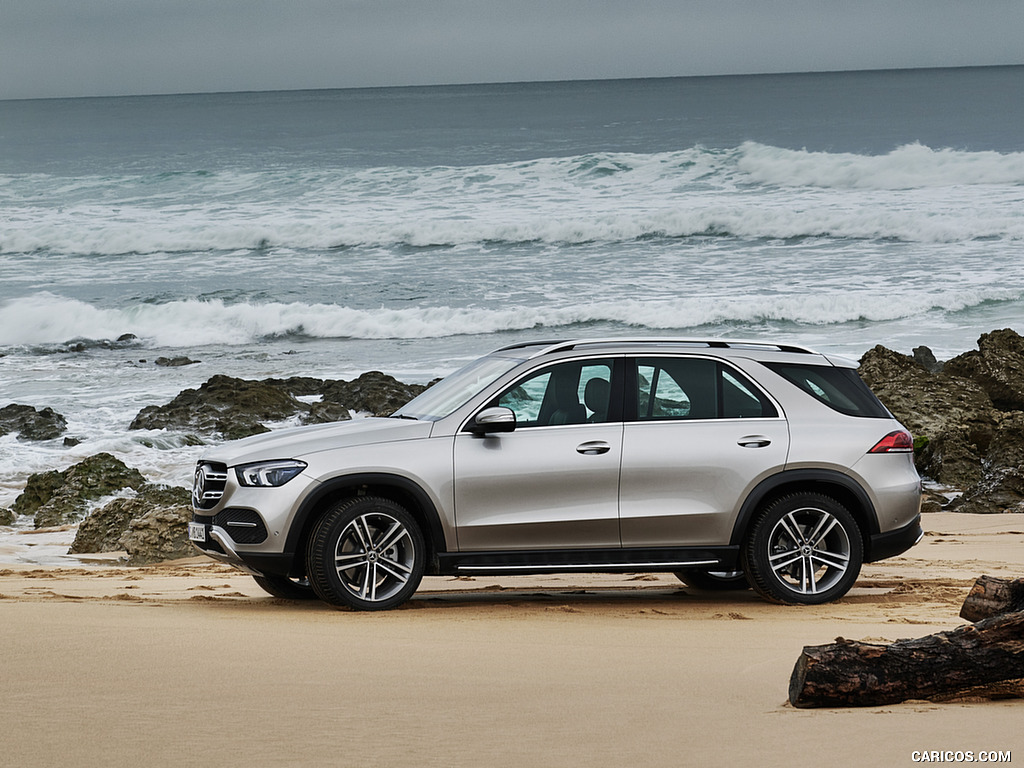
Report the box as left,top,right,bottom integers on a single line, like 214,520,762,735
674,569,750,591
742,493,863,605
252,573,318,600
306,496,426,611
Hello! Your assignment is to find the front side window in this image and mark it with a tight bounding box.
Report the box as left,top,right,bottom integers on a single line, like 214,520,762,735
634,357,777,421
495,359,615,427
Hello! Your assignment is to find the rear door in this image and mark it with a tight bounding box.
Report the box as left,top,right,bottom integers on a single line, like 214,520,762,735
618,356,789,547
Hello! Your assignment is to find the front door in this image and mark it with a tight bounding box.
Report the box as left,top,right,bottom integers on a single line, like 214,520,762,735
453,358,622,551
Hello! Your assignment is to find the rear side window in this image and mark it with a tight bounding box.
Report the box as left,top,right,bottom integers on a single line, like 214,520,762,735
634,358,778,421
765,363,890,418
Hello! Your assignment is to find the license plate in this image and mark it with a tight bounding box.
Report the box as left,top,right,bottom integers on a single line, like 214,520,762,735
188,522,207,543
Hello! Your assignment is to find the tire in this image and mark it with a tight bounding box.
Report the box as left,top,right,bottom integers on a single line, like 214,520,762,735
252,573,318,600
674,568,749,591
306,496,425,611
742,492,863,605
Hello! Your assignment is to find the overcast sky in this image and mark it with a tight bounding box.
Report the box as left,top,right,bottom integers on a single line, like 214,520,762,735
2,0,1023,100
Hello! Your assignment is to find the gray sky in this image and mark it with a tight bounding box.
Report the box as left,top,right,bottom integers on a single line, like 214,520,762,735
2,0,1023,100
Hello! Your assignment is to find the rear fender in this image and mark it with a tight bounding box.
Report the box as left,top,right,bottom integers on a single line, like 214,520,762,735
729,469,878,547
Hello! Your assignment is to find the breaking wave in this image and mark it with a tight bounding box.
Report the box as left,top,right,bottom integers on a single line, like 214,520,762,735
3,290,1021,349
2,143,1023,255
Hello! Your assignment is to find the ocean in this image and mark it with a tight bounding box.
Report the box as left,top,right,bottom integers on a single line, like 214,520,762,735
1,66,1023,553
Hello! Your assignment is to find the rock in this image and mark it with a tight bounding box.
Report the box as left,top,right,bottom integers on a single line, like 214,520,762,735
302,400,352,425
129,372,427,438
912,346,943,373
11,469,65,518
986,412,1024,471
70,484,190,555
320,371,428,417
11,453,148,529
914,429,987,489
129,375,306,439
0,507,15,526
119,495,194,564
154,356,199,367
954,468,1024,514
945,329,1024,411
951,413,1024,514
0,404,68,441
262,376,327,397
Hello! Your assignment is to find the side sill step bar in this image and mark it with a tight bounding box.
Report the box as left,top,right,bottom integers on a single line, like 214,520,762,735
456,559,719,573
437,546,740,576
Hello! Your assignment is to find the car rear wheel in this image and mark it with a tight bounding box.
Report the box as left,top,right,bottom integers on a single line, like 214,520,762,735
306,496,425,611
674,568,749,591
742,493,862,605
252,573,318,600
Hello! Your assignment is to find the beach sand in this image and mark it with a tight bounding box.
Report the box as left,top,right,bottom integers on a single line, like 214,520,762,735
1,512,1022,768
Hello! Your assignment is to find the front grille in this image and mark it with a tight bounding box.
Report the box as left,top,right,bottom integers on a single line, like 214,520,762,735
215,509,268,544
192,462,228,510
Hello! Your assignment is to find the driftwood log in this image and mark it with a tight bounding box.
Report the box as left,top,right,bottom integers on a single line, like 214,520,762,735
789,576,1024,708
960,575,1024,622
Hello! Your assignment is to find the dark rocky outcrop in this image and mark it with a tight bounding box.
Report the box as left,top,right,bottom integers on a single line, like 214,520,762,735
318,371,429,419
944,328,1024,411
70,484,189,556
129,374,311,440
154,356,199,367
860,329,1024,513
0,404,68,441
129,371,428,439
12,453,148,528
119,497,194,564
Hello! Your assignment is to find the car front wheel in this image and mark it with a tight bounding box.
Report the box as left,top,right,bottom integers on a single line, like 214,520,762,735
306,496,425,611
742,493,862,605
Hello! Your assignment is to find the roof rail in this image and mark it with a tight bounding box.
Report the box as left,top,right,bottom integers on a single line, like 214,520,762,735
515,337,820,359
494,339,572,354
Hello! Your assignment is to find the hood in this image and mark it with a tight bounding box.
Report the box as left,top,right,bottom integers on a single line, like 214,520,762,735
202,417,434,466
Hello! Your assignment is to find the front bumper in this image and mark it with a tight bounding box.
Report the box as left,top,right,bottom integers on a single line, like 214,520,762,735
190,513,297,578
190,527,263,576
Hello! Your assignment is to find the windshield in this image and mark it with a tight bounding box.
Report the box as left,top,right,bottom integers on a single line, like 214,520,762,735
392,354,523,421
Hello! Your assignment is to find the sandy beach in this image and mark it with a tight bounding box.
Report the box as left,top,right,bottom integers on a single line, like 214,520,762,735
1,511,1021,768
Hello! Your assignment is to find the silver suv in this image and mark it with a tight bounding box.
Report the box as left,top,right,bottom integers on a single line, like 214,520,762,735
189,338,922,610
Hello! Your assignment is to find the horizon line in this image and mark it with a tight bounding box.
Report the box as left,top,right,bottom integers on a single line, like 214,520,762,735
4,62,1022,105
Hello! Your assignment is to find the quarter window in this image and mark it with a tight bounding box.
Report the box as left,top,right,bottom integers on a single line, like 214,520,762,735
764,363,890,418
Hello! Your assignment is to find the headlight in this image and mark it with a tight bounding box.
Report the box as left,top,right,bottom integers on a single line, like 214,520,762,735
235,460,307,487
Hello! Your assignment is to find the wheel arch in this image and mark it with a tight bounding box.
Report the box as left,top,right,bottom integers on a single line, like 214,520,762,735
283,473,448,578
730,469,878,551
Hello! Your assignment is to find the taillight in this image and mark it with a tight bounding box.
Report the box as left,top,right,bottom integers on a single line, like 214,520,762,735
869,430,914,453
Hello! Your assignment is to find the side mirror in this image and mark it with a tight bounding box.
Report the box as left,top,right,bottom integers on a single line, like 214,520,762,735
468,406,516,434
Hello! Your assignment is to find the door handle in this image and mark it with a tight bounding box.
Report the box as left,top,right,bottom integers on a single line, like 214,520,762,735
577,441,611,455
738,435,772,448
